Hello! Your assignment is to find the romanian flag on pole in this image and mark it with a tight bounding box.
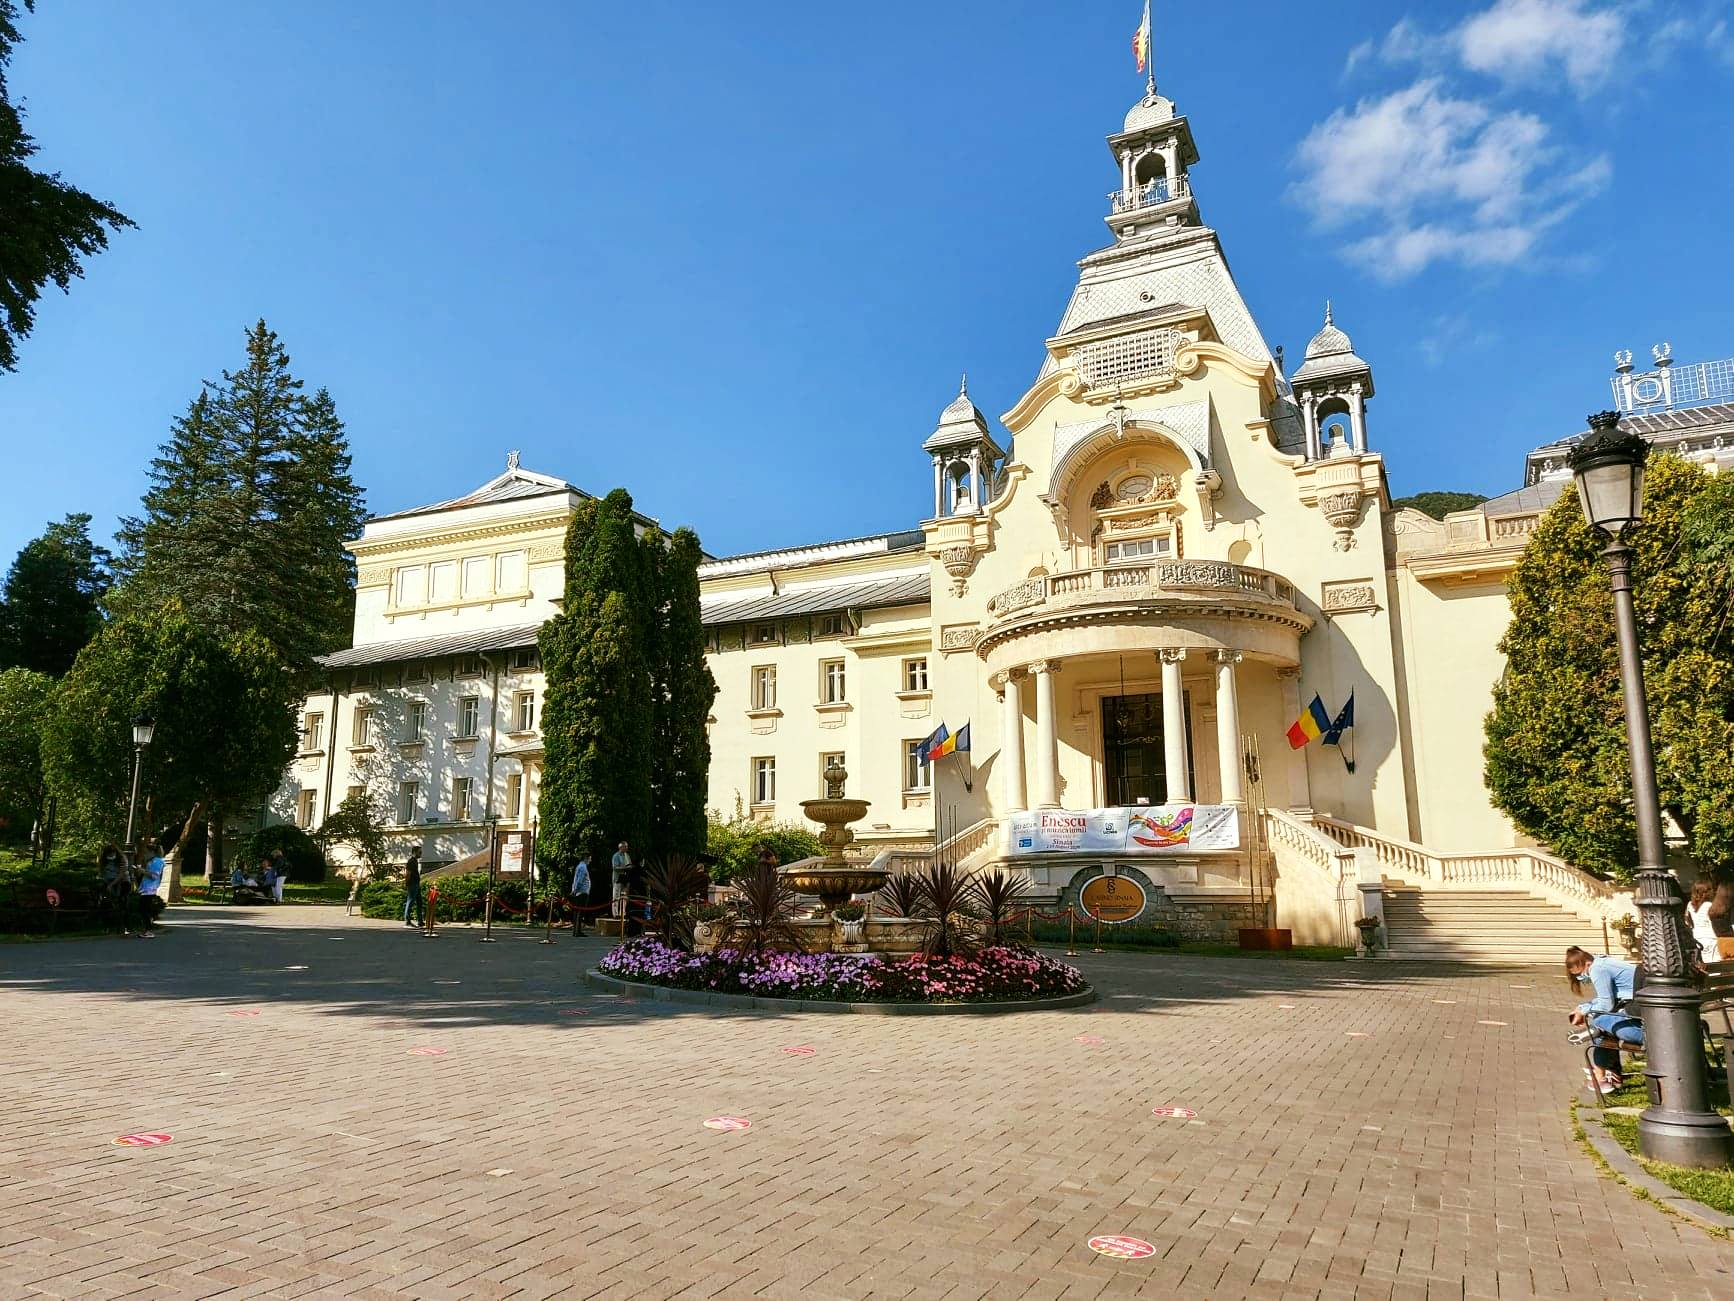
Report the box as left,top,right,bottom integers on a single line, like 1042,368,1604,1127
926,722,970,761
1286,694,1332,749
1132,0,1151,74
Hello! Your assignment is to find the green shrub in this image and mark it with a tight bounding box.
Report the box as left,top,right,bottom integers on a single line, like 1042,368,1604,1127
239,824,325,882
704,812,822,884
1026,918,1181,948
358,878,406,919
0,854,118,933
359,870,536,923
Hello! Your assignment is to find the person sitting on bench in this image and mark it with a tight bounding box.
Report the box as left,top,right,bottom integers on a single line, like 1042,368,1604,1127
1566,945,1642,1095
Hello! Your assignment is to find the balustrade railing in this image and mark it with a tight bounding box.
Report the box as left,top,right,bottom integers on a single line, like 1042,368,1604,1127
1310,815,1631,926
985,561,1301,620
1108,176,1189,213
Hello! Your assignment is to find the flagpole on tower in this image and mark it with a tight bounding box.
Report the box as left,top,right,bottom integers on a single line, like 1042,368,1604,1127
1137,0,1155,96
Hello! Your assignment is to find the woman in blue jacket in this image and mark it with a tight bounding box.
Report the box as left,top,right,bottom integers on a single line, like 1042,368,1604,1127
1566,945,1641,1094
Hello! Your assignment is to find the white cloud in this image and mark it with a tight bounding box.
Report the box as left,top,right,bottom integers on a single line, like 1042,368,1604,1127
1292,79,1609,279
1418,312,1500,366
1457,0,1626,90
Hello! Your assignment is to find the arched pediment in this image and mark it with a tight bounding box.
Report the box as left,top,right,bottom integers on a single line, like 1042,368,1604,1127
1048,416,1206,507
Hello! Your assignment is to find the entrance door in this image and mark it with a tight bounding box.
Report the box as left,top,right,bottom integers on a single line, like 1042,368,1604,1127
1103,693,1165,806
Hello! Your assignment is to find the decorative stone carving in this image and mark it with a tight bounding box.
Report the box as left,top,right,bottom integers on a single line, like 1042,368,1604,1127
1155,559,1239,589
1090,481,1114,509
939,624,981,653
1192,468,1223,531
938,544,977,596
986,577,1047,617
357,564,391,588
1322,581,1379,614
990,668,1027,689
526,540,563,562
1212,649,1243,665
1028,659,1062,675
1157,648,1187,664
1317,488,1365,550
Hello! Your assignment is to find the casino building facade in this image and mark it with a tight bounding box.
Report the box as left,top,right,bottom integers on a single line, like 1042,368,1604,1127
274,63,1726,954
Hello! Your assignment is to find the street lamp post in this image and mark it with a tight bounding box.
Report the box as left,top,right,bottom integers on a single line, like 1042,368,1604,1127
1569,411,1733,1169
122,713,155,861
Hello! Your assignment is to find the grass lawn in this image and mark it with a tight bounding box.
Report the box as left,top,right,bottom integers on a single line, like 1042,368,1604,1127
177,877,354,905
1588,1071,1734,1219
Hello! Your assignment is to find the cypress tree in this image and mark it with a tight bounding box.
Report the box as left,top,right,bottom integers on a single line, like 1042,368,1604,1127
535,500,597,874
656,527,716,857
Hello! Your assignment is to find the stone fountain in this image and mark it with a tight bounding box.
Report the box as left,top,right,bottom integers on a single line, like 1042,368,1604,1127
786,759,890,915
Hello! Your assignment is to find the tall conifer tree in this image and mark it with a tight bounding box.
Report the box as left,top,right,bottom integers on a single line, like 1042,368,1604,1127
654,527,715,857
112,322,365,670
0,513,111,675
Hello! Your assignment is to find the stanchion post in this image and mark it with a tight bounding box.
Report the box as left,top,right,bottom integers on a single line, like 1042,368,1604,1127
423,886,438,937
1092,912,1103,954
481,818,499,943
1066,906,1078,957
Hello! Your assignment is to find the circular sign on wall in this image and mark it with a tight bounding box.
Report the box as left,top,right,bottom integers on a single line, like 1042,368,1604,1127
1079,873,1146,925
44,888,61,908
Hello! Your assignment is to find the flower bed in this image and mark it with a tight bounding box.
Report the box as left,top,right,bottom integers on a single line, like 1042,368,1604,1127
599,938,1088,1004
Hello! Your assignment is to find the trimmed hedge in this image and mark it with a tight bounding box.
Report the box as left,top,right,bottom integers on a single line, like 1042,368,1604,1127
359,870,555,924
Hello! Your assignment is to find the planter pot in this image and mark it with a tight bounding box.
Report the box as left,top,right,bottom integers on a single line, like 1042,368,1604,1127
1238,927,1293,951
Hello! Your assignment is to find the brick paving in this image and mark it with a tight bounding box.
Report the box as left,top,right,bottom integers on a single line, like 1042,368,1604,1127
1,906,1729,1300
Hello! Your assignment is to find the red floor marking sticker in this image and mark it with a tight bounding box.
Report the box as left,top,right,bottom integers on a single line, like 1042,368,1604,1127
407,1047,448,1057
1150,1106,1197,1119
112,1132,172,1147
782,1046,815,1056
703,1116,751,1132
1088,1235,1156,1260
225,1009,261,1018
557,1008,589,1016
1074,1034,1104,1045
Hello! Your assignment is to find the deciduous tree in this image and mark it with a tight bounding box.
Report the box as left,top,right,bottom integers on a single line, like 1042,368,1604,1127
42,600,296,897
1484,455,1734,883
0,1,134,372
0,665,53,841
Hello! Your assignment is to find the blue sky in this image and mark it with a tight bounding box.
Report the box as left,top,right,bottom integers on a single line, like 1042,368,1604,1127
3,1,1731,563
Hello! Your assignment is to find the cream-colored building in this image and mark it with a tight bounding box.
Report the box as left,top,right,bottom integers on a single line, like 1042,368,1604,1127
277,74,1724,954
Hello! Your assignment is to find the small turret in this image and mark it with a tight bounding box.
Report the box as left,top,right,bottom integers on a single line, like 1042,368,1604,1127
1291,302,1375,460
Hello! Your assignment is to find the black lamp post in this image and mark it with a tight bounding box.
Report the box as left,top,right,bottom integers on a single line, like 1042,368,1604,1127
123,713,155,861
1569,411,1733,1169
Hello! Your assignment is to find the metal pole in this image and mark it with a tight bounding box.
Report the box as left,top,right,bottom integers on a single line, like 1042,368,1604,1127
123,745,144,860
481,821,498,943
1604,541,1733,1168
1066,906,1077,957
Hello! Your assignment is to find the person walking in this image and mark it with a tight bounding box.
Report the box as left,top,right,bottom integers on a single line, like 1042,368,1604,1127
569,853,591,937
402,848,424,928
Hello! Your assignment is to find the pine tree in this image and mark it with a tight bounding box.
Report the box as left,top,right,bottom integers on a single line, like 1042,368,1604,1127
0,513,111,675
0,1,134,372
111,322,366,670
656,527,716,857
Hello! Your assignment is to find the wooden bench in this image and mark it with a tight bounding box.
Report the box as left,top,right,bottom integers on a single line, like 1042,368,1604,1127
1584,959,1734,1106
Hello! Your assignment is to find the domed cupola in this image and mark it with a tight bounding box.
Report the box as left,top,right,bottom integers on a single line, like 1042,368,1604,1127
1290,302,1376,459
1103,23,1199,243
923,375,1005,518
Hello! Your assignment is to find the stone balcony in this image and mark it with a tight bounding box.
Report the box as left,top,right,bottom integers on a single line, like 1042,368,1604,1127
986,560,1299,621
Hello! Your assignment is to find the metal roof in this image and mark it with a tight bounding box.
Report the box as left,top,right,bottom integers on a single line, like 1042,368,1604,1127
316,621,544,669
698,529,926,578
1479,479,1568,517
700,572,930,625
1530,402,1734,455
370,470,578,523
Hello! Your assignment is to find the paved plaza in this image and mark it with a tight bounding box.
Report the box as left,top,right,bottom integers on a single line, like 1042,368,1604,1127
2,908,1729,1300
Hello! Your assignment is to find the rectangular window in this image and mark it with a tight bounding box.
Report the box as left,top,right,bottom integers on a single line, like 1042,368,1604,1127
351,706,374,746
461,555,491,597
405,701,427,742
301,712,324,752
514,691,535,732
496,550,528,593
903,657,929,692
452,776,474,822
510,647,539,672
457,695,480,738
1103,535,1170,564
429,561,458,603
504,772,523,820
820,659,846,704
750,622,778,645
345,784,365,805
404,660,427,684
296,789,316,828
394,565,427,607
752,757,776,806
456,654,483,677
397,780,420,825
751,665,777,711
817,613,847,637
905,740,932,792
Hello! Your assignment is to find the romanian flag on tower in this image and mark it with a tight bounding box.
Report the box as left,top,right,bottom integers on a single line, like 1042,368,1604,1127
1132,1,1152,74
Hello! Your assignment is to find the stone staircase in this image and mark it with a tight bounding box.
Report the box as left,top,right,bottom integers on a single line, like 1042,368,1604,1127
1381,882,1608,963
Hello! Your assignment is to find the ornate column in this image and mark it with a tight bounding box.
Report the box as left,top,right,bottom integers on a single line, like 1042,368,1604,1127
1349,382,1367,452
1213,651,1244,804
966,447,982,513
1119,147,1132,196
931,454,944,518
1030,660,1061,810
1277,666,1311,812
1159,649,1190,802
1301,392,1321,461
995,670,1027,814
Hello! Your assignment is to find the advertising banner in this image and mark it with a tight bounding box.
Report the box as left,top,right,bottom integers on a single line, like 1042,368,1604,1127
1006,804,1239,856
